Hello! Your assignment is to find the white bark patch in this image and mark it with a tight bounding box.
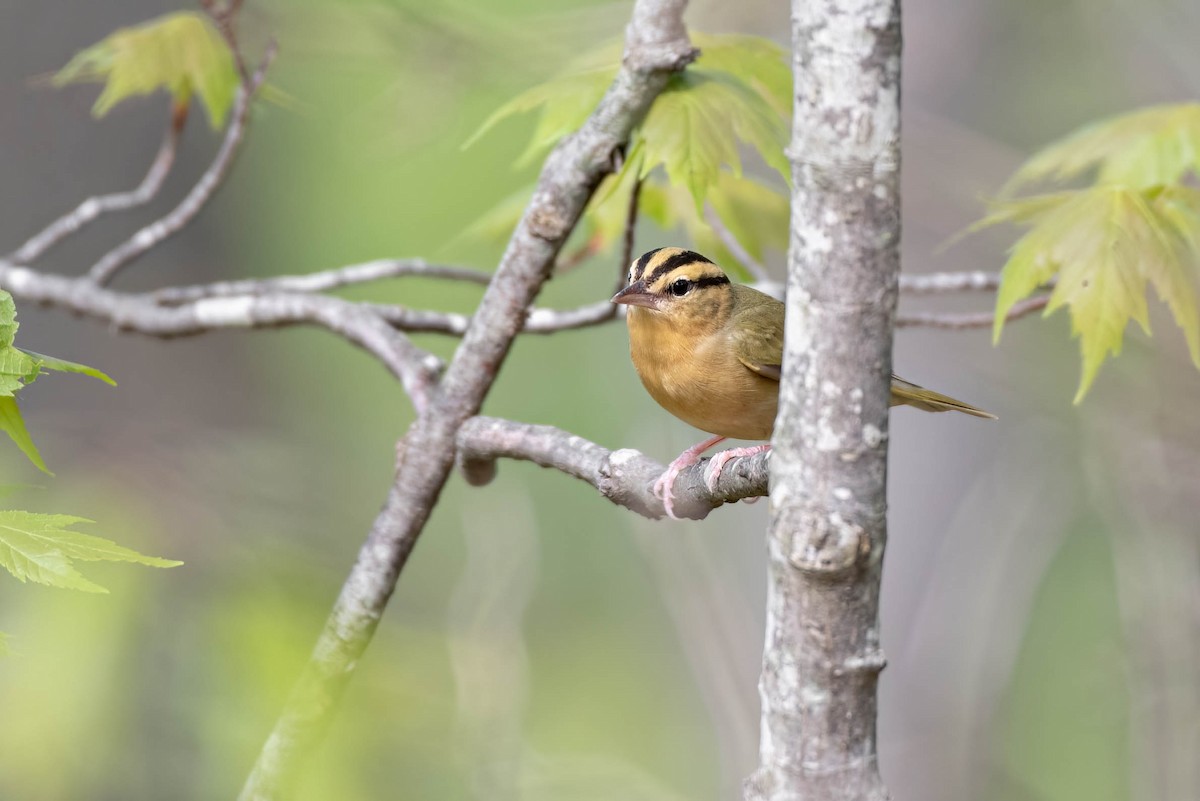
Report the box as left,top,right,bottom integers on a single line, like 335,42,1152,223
609,448,641,467
194,296,255,326
816,418,841,451
2,266,33,291
861,423,883,448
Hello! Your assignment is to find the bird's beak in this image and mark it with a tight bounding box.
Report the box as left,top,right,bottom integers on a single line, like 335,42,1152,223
610,280,659,309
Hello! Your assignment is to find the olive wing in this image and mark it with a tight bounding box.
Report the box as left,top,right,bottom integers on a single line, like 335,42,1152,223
730,285,784,381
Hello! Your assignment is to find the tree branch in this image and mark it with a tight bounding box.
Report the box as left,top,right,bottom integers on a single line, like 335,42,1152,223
238,3,696,798
86,43,277,286
749,1,900,799
897,294,1048,329
9,101,190,266
899,270,1000,293
456,416,767,520
150,258,493,304
0,263,442,411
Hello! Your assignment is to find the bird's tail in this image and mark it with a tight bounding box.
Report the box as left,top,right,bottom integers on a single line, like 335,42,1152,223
889,377,997,419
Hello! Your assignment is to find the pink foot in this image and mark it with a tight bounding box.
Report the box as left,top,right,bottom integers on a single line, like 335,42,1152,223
704,444,771,492
654,435,726,519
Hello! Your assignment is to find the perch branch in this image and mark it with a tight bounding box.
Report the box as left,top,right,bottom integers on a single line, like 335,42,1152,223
9,101,190,265
86,42,277,286
456,416,767,520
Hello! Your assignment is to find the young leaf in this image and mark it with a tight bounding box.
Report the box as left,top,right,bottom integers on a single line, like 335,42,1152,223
0,291,115,472
20,352,116,386
53,11,239,129
0,398,50,475
0,511,181,594
0,631,9,658
989,186,1200,400
686,34,791,118
1002,103,1200,195
464,33,789,204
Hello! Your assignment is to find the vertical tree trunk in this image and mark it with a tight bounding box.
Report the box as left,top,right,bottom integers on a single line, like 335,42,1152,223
747,1,901,800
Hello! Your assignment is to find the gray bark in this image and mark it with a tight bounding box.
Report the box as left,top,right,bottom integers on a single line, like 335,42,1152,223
746,1,901,800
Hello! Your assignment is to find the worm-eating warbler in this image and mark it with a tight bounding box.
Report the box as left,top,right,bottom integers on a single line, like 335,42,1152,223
612,247,995,519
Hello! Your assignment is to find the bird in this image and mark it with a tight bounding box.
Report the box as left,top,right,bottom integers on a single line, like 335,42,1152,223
611,246,995,519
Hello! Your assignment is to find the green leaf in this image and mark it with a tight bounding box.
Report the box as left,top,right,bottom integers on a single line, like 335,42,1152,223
464,33,790,205
53,11,239,129
0,292,16,348
0,292,115,471
1002,103,1200,194
0,631,9,658
688,34,791,118
20,351,116,386
0,398,50,475
989,186,1200,401
0,511,181,594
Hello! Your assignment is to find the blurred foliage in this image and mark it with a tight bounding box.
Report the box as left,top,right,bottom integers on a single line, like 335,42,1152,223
53,11,238,129
990,525,1130,801
981,103,1200,400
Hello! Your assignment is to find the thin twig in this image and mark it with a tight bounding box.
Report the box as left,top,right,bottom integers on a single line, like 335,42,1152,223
0,261,442,411
151,258,492,304
10,101,190,266
86,42,277,286
616,177,643,291
201,0,250,82
897,294,1049,329
704,203,771,282
456,416,767,520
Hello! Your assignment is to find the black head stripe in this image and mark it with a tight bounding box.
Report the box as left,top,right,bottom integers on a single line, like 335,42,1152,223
633,247,665,281
694,275,730,289
644,250,714,287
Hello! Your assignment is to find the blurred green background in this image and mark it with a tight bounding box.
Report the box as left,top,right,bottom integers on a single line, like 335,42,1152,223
1,0,1198,799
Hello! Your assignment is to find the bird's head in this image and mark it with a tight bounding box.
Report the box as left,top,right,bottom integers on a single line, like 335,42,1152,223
611,247,732,329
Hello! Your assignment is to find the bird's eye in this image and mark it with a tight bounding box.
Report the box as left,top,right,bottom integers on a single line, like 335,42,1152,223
669,278,692,297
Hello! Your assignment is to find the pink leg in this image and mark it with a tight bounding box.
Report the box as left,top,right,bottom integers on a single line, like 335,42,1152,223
704,443,771,492
654,435,726,519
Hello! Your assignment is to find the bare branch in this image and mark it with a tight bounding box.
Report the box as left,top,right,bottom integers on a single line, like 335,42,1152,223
151,258,492,304
897,294,1048,329
704,204,771,282
86,43,277,286
456,416,768,520
9,102,190,266
0,262,442,411
899,270,1001,293
239,2,696,796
